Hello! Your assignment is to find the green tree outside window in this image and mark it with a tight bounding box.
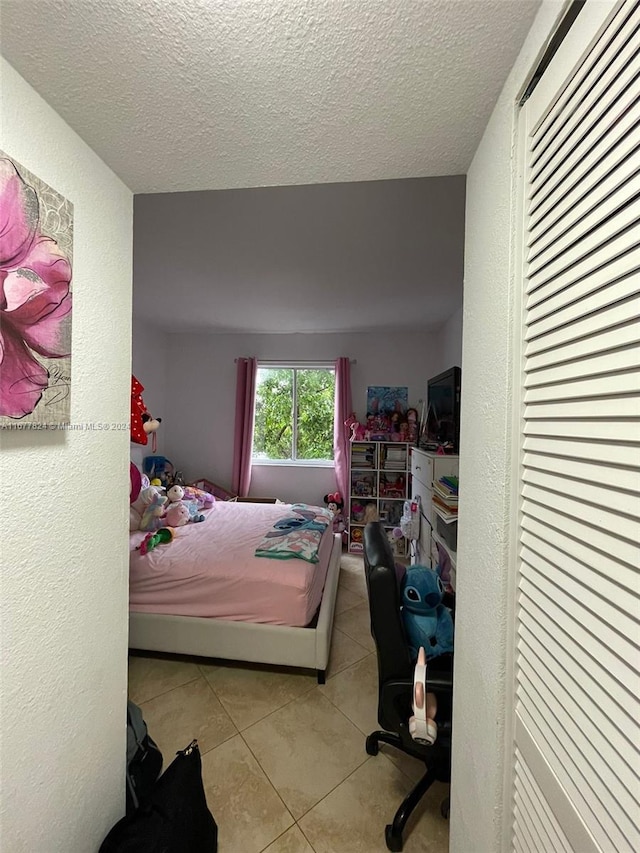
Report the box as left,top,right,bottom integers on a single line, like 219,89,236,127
253,367,335,462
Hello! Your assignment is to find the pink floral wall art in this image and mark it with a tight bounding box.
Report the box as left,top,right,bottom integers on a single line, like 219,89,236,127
0,153,73,428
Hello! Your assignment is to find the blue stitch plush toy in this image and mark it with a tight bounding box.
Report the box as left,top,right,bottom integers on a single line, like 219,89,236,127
401,565,454,659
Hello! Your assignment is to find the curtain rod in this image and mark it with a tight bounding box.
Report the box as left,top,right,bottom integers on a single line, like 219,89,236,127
234,358,357,364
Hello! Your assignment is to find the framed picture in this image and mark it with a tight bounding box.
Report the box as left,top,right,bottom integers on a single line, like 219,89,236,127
0,152,73,428
366,386,408,417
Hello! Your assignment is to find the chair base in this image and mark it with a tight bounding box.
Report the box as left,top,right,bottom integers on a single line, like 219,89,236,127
386,764,438,851
366,729,447,852
366,730,403,756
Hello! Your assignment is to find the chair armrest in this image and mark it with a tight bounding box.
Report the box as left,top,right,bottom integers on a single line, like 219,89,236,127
380,678,414,707
381,678,453,744
382,674,453,705
426,674,454,693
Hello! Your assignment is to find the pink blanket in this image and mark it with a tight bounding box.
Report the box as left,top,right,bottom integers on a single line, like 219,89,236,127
129,501,334,627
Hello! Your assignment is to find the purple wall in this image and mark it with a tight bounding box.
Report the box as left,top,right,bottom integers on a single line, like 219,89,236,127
162,330,440,504
132,175,465,501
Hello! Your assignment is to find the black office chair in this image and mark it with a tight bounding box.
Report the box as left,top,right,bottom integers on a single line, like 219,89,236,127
363,522,453,852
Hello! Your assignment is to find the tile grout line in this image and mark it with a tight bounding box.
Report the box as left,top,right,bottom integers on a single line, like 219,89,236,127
236,728,297,840
195,669,240,757
293,753,374,825
133,674,201,706
237,689,370,832
255,691,373,825
296,821,318,853
200,671,318,734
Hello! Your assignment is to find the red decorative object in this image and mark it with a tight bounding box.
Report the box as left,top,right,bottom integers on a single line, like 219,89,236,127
130,375,149,445
130,375,162,450
130,462,142,503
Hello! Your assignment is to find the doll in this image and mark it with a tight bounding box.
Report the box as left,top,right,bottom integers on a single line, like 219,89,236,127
406,408,419,443
363,503,379,523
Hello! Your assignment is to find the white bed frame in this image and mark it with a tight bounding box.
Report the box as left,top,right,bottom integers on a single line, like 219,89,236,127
128,533,343,684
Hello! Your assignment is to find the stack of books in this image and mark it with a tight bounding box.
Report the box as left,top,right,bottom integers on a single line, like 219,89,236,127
432,475,458,524
384,446,407,470
351,445,375,468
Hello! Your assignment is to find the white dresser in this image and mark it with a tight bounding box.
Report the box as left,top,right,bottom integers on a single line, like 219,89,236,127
410,447,459,581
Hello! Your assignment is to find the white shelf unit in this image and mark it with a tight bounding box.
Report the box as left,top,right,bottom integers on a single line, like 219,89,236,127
410,447,459,585
347,441,411,557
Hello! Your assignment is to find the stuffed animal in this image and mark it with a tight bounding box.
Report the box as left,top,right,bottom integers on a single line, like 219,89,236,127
137,527,174,556
344,412,366,442
323,492,346,536
401,565,454,659
324,491,342,516
139,491,168,532
182,485,214,509
142,411,162,439
130,375,162,450
164,502,190,527
130,484,159,531
184,500,206,523
166,484,184,505
409,646,438,745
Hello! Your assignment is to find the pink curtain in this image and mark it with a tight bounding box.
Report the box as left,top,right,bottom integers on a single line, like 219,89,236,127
333,357,352,503
232,357,257,497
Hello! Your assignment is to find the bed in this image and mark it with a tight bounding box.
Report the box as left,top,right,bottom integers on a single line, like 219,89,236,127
128,500,342,683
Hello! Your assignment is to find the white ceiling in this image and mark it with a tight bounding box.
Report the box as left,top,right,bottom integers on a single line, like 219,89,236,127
1,0,540,195
2,0,540,333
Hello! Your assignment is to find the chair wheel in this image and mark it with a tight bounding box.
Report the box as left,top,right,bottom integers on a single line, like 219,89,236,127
385,824,403,851
365,734,379,756
441,797,450,819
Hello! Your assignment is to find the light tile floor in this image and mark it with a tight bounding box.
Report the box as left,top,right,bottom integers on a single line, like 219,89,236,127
128,554,450,853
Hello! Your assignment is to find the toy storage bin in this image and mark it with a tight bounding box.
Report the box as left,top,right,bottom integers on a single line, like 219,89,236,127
349,525,364,553
436,515,458,551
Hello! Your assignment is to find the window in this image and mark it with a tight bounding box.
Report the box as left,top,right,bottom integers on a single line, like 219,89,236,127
252,363,335,464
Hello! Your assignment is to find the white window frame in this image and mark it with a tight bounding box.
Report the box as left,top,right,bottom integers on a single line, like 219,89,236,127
251,361,336,467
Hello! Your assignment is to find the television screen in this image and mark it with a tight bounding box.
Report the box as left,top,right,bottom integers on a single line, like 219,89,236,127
427,367,461,452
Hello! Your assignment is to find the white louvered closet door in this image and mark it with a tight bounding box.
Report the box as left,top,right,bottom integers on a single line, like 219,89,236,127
514,2,640,852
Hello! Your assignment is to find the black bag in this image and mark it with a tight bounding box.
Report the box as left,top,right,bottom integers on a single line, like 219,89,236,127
125,700,163,815
100,740,218,853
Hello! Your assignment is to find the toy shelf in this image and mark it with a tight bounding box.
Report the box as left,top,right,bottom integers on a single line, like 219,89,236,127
347,441,411,557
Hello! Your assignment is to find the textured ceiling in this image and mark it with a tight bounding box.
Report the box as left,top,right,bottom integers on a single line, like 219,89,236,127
1,0,540,194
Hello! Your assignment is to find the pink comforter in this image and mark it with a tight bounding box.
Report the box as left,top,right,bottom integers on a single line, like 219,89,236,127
129,501,334,627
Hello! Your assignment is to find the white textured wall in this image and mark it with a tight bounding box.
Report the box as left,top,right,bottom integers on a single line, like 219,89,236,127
163,330,438,504
0,60,132,851
450,4,564,852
